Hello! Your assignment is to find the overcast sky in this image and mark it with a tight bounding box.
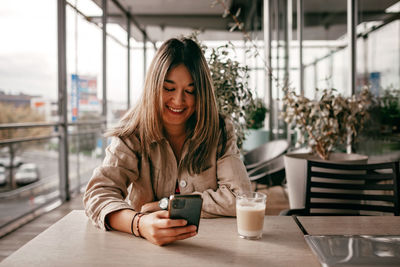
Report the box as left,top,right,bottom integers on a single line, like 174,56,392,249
0,1,58,99
0,0,147,105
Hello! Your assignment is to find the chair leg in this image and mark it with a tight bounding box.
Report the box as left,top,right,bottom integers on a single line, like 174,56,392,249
280,184,289,200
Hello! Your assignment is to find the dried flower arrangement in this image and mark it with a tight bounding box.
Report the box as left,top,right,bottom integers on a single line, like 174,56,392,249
281,87,372,160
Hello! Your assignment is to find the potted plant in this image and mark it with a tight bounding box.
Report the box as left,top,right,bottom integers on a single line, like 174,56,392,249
242,98,269,151
246,98,268,129
378,89,400,134
281,87,373,208
189,34,257,150
208,43,256,150
355,88,400,155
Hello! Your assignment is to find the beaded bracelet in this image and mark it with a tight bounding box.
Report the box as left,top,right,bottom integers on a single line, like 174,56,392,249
136,213,145,238
130,212,141,236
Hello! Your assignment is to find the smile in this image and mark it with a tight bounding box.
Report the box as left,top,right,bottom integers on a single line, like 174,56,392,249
167,106,184,113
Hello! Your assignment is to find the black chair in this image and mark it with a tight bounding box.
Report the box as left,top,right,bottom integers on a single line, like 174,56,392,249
280,160,400,216
243,139,289,172
247,155,286,191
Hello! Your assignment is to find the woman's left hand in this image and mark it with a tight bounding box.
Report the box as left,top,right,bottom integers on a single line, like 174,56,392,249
141,201,161,213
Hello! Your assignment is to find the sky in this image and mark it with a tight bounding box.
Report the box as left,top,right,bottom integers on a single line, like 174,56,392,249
0,0,148,105
0,1,58,99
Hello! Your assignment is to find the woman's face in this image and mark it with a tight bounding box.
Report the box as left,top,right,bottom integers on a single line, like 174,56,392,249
161,64,196,131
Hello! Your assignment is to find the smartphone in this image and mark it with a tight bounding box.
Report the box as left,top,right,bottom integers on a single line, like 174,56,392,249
168,194,203,232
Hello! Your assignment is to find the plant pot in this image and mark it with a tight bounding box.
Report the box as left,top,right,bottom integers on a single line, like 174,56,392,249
242,129,269,152
284,152,368,209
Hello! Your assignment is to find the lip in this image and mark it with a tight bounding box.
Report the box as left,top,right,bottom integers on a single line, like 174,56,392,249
166,105,186,114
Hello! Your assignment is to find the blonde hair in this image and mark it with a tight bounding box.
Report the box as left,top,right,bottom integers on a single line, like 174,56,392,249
107,38,221,174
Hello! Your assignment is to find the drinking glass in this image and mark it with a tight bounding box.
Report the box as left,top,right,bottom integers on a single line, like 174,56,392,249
236,192,267,239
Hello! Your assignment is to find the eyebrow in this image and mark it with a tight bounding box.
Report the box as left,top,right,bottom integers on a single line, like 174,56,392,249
164,79,194,86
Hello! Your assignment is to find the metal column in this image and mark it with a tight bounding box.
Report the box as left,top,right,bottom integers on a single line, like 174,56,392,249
275,0,280,100
102,0,107,120
127,13,131,109
297,0,304,95
74,0,80,194
348,0,357,95
284,0,291,85
285,0,292,142
101,0,108,157
57,0,70,201
264,0,273,140
143,33,147,78
363,35,368,86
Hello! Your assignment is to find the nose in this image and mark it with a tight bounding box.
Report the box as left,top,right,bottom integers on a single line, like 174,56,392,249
171,89,185,105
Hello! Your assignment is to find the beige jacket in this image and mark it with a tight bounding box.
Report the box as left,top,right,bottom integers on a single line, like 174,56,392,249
83,118,251,230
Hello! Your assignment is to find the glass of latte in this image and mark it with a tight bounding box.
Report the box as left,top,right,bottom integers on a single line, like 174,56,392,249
236,192,267,240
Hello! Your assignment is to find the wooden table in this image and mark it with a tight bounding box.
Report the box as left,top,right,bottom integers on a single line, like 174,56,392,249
3,211,399,267
0,210,320,267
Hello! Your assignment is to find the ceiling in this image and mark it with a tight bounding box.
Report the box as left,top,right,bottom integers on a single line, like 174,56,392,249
90,0,400,43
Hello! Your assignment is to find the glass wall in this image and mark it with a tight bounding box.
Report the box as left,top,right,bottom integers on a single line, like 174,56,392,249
0,0,145,235
285,0,400,153
355,1,400,154
300,0,400,97
66,0,104,194
236,0,400,146
362,20,400,91
0,0,60,232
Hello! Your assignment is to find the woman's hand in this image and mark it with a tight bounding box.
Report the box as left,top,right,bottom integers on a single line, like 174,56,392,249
140,201,161,213
139,210,197,246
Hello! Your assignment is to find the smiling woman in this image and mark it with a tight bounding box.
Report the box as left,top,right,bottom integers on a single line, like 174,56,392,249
83,38,251,246
162,64,196,135
162,64,197,160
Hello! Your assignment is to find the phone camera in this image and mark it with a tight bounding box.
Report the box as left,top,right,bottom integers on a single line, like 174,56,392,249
172,199,186,209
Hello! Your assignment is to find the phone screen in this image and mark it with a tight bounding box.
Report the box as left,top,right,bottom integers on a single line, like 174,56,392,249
168,194,203,232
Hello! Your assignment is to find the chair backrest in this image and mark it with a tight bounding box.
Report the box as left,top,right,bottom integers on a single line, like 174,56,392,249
248,155,286,187
244,139,289,171
304,160,400,216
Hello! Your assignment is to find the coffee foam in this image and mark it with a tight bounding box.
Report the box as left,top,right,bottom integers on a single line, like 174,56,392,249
237,202,265,211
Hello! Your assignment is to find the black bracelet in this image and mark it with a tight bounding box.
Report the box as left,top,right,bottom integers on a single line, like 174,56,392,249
131,212,140,236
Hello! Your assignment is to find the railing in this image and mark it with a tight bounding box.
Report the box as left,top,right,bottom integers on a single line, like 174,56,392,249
0,120,105,144
0,120,105,237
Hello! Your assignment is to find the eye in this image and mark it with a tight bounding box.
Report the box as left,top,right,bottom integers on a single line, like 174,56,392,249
163,87,174,92
185,90,195,95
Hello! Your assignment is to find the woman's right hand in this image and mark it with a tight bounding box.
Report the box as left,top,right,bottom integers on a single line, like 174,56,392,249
138,210,197,246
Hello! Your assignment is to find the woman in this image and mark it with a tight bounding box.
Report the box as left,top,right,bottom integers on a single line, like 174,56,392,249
83,38,250,246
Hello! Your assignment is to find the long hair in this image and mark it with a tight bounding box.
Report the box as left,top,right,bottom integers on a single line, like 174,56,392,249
107,38,220,174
